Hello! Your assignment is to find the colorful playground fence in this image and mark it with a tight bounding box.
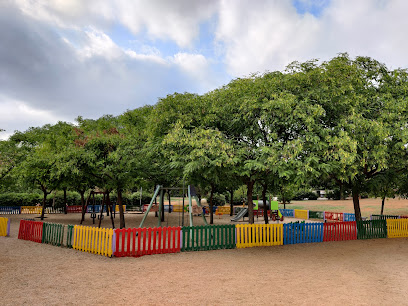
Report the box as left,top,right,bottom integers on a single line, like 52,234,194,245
72,225,114,257
44,207,65,214
66,205,83,213
283,223,324,244
343,213,356,222
371,214,400,220
294,209,309,220
324,211,344,222
66,225,74,248
18,219,43,243
386,219,408,238
280,209,295,217
215,206,231,215
0,206,21,214
0,217,10,237
308,211,325,219
236,224,283,248
182,225,235,251
42,222,65,246
20,206,43,214
114,226,181,257
323,221,357,242
356,220,387,239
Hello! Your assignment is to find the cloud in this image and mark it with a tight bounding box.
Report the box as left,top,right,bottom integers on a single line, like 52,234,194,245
0,96,69,140
215,0,408,76
0,2,225,139
14,0,218,48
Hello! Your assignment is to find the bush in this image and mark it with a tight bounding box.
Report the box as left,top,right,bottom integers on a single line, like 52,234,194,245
292,191,318,201
209,193,226,206
0,193,42,206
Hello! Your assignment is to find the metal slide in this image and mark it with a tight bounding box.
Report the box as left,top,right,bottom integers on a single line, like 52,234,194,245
230,208,248,222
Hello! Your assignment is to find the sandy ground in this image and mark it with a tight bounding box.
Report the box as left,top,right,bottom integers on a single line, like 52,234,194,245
1,198,408,305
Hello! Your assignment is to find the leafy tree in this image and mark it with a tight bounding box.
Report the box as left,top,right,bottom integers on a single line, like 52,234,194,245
285,54,408,220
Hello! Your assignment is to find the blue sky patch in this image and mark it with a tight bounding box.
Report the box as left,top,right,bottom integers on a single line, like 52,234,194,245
292,0,331,17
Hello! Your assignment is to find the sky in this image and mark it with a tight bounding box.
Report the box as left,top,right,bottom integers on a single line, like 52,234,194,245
1,0,408,140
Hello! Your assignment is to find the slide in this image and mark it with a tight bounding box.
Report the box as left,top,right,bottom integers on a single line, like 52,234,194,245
231,208,248,222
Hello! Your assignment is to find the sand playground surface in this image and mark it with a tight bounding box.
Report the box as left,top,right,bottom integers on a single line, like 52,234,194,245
1,198,408,305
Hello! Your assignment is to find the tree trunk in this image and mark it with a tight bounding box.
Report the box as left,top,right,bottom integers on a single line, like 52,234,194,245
160,189,165,223
106,192,109,217
40,188,47,220
80,191,85,222
247,180,255,224
117,188,125,229
339,184,345,200
262,184,269,224
380,196,385,215
80,191,92,224
229,189,234,217
63,187,67,208
168,191,171,214
209,185,214,225
283,195,286,210
107,192,115,228
98,193,105,228
352,185,362,221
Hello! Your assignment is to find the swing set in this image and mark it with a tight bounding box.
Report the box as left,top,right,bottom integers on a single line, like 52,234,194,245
139,185,208,228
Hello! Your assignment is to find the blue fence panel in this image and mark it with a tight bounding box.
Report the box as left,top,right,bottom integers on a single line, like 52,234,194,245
86,205,107,213
0,206,21,214
283,223,324,245
343,213,356,222
280,209,295,217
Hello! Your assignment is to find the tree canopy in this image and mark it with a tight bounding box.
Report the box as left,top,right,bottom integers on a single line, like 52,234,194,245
1,53,408,224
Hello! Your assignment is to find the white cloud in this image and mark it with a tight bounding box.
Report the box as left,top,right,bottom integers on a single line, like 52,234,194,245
0,96,69,140
215,0,408,76
14,0,218,48
77,28,122,60
172,53,209,81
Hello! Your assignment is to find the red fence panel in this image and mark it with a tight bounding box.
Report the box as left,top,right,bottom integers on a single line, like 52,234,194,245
66,206,83,213
323,221,357,242
324,211,344,222
114,227,181,257
18,220,43,243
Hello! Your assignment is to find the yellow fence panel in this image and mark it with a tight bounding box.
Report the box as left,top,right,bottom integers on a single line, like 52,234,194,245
387,219,408,238
172,205,184,212
114,205,126,213
0,217,9,237
236,224,283,248
294,209,309,220
73,225,113,257
215,206,231,215
20,206,43,214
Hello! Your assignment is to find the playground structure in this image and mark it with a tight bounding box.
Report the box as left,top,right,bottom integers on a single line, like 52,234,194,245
139,185,208,228
230,199,283,222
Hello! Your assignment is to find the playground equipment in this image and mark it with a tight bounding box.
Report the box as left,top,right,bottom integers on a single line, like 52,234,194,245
269,200,284,221
139,185,208,228
231,208,248,222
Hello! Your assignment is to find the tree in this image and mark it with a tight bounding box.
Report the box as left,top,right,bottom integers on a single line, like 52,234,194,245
285,54,408,220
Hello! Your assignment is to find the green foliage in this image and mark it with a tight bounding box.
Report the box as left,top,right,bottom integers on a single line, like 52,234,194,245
1,53,408,224
292,191,318,201
0,193,41,206
210,193,226,206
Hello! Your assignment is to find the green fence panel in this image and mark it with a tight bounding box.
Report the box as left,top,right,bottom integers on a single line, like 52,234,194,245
66,224,74,248
309,211,325,219
181,225,235,252
42,222,64,246
357,220,387,239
